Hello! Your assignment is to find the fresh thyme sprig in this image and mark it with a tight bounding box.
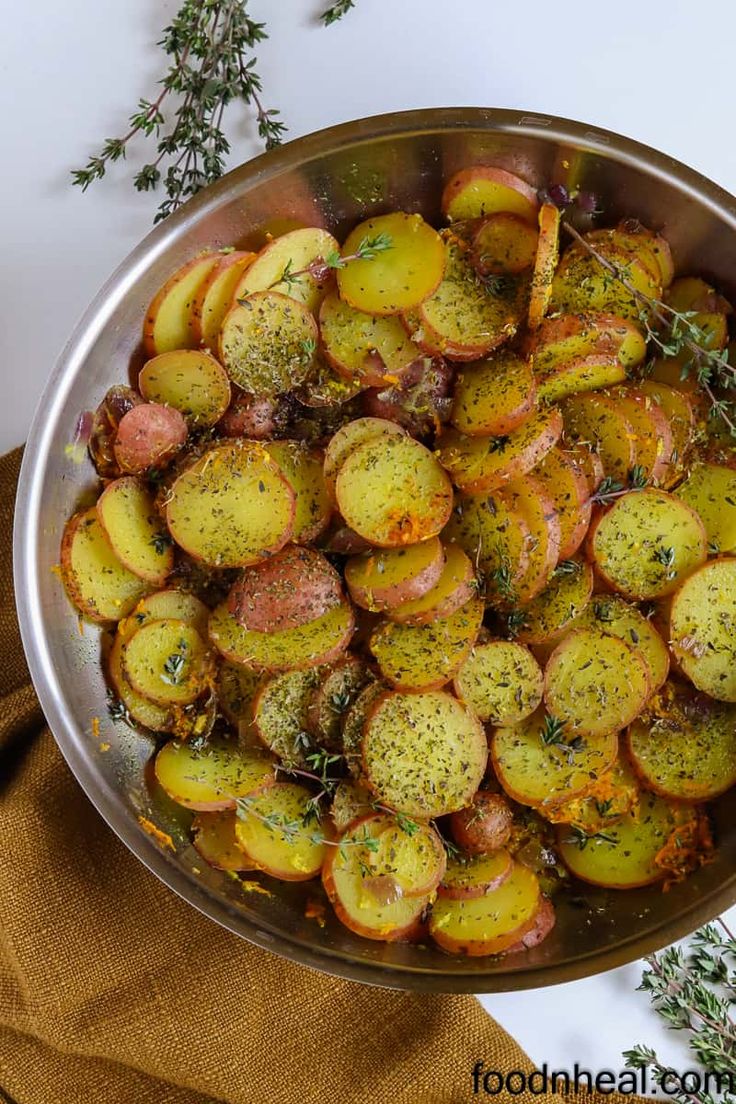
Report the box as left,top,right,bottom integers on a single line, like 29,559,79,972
539,714,584,763
266,233,393,292
562,220,736,437
588,465,649,506
161,639,189,686
236,793,381,860
563,826,618,851
321,0,357,24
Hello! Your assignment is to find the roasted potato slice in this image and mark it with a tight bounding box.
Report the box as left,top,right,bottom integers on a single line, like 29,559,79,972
264,441,332,543
323,416,406,498
669,558,736,702
306,656,373,751
253,668,323,765
114,402,188,475
637,380,695,489
544,756,640,833
60,507,150,622
219,291,318,396
295,351,366,408
143,253,220,356
191,250,255,349
319,290,420,385
209,599,354,672
665,276,730,351
330,780,375,832
441,166,539,223
235,227,339,313
369,597,484,691
154,738,275,811
443,490,530,605
470,213,538,275
576,595,670,693
341,680,389,778
122,618,212,706
451,351,536,437
108,634,174,733
216,660,262,728
387,544,475,626
502,475,561,604
602,386,673,485
560,392,635,485
429,860,541,956
453,640,543,724
345,537,445,612
527,202,560,331
448,792,514,856
533,448,591,560
514,560,593,645
527,312,646,371
438,407,562,493
536,352,625,404
138,350,231,429
192,811,256,872
674,462,736,554
438,849,513,899
235,782,328,881
97,477,173,586
550,239,661,321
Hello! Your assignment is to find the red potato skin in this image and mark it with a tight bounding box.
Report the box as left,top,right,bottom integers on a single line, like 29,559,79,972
59,511,115,624
360,357,454,437
437,850,513,900
449,791,515,855
217,393,278,439
502,475,562,602
387,553,475,626
460,408,564,494
320,521,374,556
562,444,605,495
114,403,188,475
345,538,445,612
88,385,144,479
603,386,674,485
441,166,539,222
228,546,344,634
505,895,556,953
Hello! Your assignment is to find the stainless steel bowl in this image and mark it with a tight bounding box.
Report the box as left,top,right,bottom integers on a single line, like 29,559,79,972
14,108,736,992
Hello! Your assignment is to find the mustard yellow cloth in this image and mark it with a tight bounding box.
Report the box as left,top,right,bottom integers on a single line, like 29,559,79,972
0,448,647,1104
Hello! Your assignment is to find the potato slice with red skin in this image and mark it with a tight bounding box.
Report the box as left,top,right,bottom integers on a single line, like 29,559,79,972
295,353,366,408
97,476,173,585
154,738,275,812
341,680,390,778
576,594,670,694
252,667,323,765
453,641,543,725
337,212,445,316
608,221,674,288
669,558,736,702
122,618,212,706
514,560,594,646
674,462,736,554
209,599,354,673
330,781,375,832
369,597,484,692
528,202,560,331
551,239,661,322
526,312,647,370
536,352,626,404
637,380,695,488
336,434,453,548
588,489,707,601
217,393,278,439
319,290,420,386
192,811,256,872
544,628,651,739
534,448,591,560
442,166,539,224
235,227,339,314
219,291,318,397
60,508,151,623
344,537,445,612
470,213,538,275
360,356,454,438
264,440,332,544
586,228,661,285
347,813,447,899
89,385,144,479
143,253,220,356
139,350,231,430
451,351,536,437
429,859,541,956
438,407,562,494
234,782,328,881
114,403,188,475
438,849,513,899
443,491,530,605
666,276,730,351
228,546,343,633
306,656,374,751
323,416,406,499
505,895,556,953
560,392,636,485
191,250,255,349
449,792,515,856
501,475,562,605
563,442,605,494
602,386,674,485
387,544,475,626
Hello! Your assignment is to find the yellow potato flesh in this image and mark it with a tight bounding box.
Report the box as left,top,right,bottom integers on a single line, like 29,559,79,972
265,440,331,543
319,291,419,381
139,350,231,429
208,600,353,672
515,561,593,645
341,682,387,778
122,618,211,706
532,317,646,372
389,543,471,622
323,416,406,494
454,641,543,724
330,781,375,832
560,393,635,485
503,475,559,603
154,739,275,810
575,595,669,692
353,814,445,896
533,448,589,560
451,351,533,436
235,783,327,879
62,508,150,622
666,277,729,351
536,355,625,404
551,244,661,322
216,660,262,726
219,292,317,396
670,559,736,702
438,407,561,493
192,811,255,872
108,635,173,732
197,253,255,350
547,757,640,832
254,668,322,765
440,850,513,897
675,463,736,555
429,861,540,955
131,589,210,637
369,597,484,691
97,477,173,585
443,491,529,604
146,255,219,355
446,179,537,223
345,537,443,611
236,227,339,313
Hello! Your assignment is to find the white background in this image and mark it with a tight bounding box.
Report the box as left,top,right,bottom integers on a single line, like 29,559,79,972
3,0,736,1086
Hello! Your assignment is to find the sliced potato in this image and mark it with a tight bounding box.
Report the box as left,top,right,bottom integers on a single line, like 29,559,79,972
637,380,695,488
60,508,150,622
588,489,707,600
216,660,262,727
546,756,640,833
551,240,661,321
191,250,255,349
544,628,650,738
108,634,174,732
669,558,736,702
138,350,231,429
252,668,323,765
536,352,625,404
534,448,591,560
675,462,736,554
609,222,674,288
340,813,446,898
666,276,730,351
345,537,445,612
209,599,354,672
323,416,406,498
127,589,210,636
235,227,339,313
453,640,543,724
441,166,539,223
306,656,373,751
319,290,419,385
492,705,618,808
342,680,389,778
451,351,536,437
388,544,475,625
122,618,212,706
335,434,453,547
438,849,513,900
514,560,593,645
154,738,275,811
265,440,332,543
603,386,673,485
166,441,295,568
627,681,736,800
438,407,562,493
502,475,561,604
527,202,560,331
336,212,445,316
114,402,188,476
528,312,647,371
560,392,635,484
369,597,484,691
429,860,541,956
97,477,173,585
143,253,219,356
361,688,487,817
449,791,514,855
228,547,342,634
219,291,318,396
330,780,375,832
443,490,530,605
470,213,538,275
577,595,670,693
192,811,255,872
234,782,328,880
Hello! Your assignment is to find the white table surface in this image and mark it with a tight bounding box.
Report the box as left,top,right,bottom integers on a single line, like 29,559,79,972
4,0,736,1087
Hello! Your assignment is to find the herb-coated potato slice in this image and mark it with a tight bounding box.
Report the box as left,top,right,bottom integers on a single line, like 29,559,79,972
127,590,209,637
323,416,406,498
665,276,730,351
346,812,447,898
453,640,543,724
608,222,674,288
234,782,328,881
96,477,173,585
675,462,736,554
138,350,231,429
216,660,262,727
253,668,323,766
108,634,174,733
544,628,650,738
114,402,188,476
560,392,635,485
534,448,591,560
627,682,736,801
588,489,707,600
451,351,536,437
566,442,605,493
369,597,484,691
545,756,640,833
192,811,255,872
602,386,673,485
502,475,561,604
209,599,354,672
470,213,538,275
219,291,318,396
154,738,275,811
536,352,625,404
557,791,696,888
527,202,560,331
344,537,445,612
577,595,670,693
234,227,339,314
191,250,255,349
550,240,661,321
319,291,419,385
166,441,295,568
527,312,647,371
429,860,541,956
362,688,487,817
441,166,539,223
669,558,736,702
414,236,526,361
122,618,212,706
491,706,618,808
143,253,220,356
336,434,453,547
336,212,445,316
306,656,373,751
637,380,695,488
295,352,366,408
443,491,530,605
388,544,475,626
341,680,389,778
449,791,514,854
60,508,151,622
264,440,332,543
330,780,375,832
505,895,557,954
438,849,513,900
585,228,661,285
438,407,563,494
322,819,430,942
514,560,593,645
